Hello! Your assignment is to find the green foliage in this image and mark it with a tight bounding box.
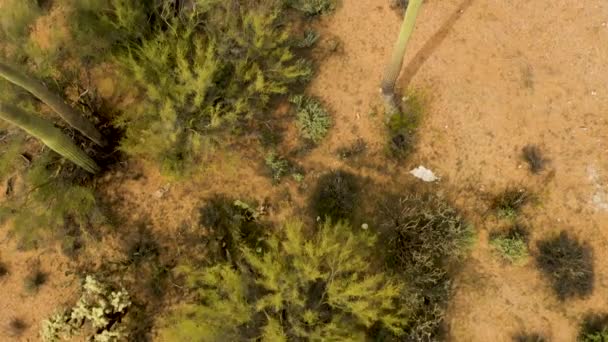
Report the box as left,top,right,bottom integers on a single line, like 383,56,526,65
296,30,320,48
73,0,312,177
536,231,594,300
285,0,336,16
199,196,268,263
492,188,530,220
41,276,131,342
290,94,331,144
0,134,24,180
265,152,291,183
160,220,410,340
311,170,360,221
490,225,529,264
0,149,103,249
380,193,474,340
387,90,425,158
579,314,608,342
0,0,43,59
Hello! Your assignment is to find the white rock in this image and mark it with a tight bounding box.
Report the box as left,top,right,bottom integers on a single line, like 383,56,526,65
409,166,439,182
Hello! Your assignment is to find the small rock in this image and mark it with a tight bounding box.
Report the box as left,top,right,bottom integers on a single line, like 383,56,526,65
410,166,439,182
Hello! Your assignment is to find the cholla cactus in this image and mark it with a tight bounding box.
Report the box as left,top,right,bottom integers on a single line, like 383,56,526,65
41,276,131,342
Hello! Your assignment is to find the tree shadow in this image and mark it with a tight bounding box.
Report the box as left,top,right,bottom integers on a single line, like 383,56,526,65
398,0,475,88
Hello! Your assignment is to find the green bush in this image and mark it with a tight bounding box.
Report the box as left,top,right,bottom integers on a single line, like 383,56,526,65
0,149,104,249
490,224,529,264
160,220,410,341
380,193,474,340
579,314,608,342
71,0,312,177
285,0,336,16
536,231,594,300
492,188,531,220
265,152,291,184
290,94,331,144
311,170,360,221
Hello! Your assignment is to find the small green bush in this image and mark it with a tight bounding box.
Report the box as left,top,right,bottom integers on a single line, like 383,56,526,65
579,314,608,342
285,0,336,16
536,231,594,300
199,196,268,263
265,152,291,184
386,90,425,158
311,170,360,221
160,220,410,341
290,95,331,144
492,188,530,220
490,224,529,264
0,150,104,249
380,193,474,340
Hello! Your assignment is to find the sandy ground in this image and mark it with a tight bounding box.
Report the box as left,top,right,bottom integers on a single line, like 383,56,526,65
1,0,607,341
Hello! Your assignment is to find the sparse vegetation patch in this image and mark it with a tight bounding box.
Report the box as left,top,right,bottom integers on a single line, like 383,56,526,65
536,231,594,300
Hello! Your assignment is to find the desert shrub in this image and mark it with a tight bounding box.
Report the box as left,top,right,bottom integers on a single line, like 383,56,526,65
380,193,474,340
387,90,425,158
311,170,360,221
199,196,268,263
265,152,291,183
71,0,312,177
522,144,548,174
536,231,594,300
579,314,608,342
492,188,530,220
41,276,131,342
490,224,530,264
0,149,104,249
513,332,547,342
290,94,331,144
7,318,28,337
295,29,320,48
159,220,410,341
336,138,367,159
285,0,336,15
24,268,48,294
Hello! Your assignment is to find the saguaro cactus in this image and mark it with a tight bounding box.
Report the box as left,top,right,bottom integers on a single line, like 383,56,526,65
0,103,100,173
380,0,423,117
0,62,105,146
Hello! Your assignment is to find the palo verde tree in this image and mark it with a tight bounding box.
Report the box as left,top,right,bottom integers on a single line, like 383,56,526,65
160,220,412,340
380,0,423,117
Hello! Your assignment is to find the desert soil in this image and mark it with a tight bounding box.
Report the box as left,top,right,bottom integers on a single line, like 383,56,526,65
1,0,608,341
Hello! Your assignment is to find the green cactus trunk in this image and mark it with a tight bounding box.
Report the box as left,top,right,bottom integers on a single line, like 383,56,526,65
0,62,106,146
0,103,100,173
380,0,423,117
